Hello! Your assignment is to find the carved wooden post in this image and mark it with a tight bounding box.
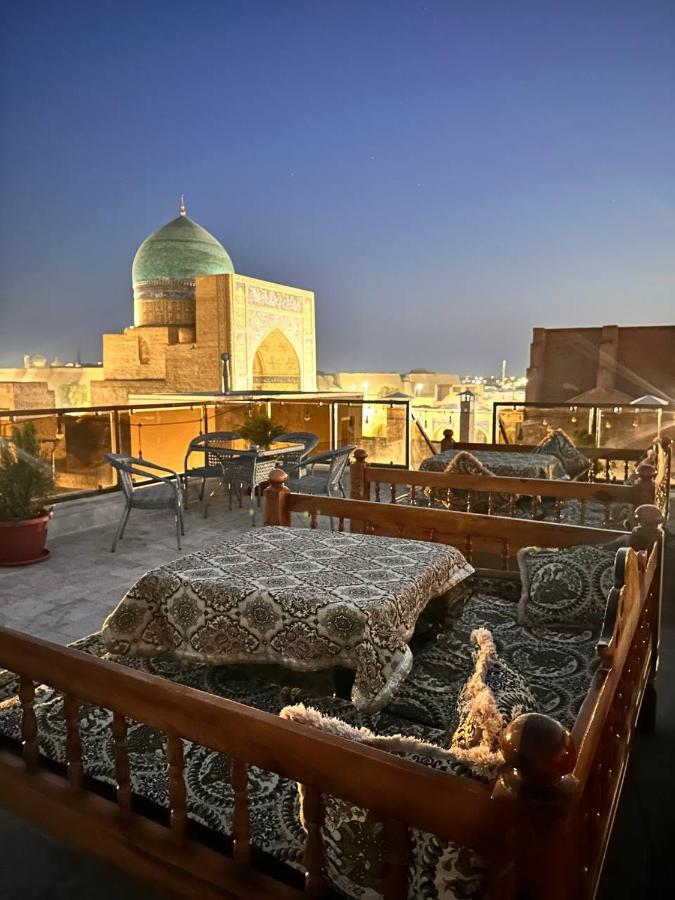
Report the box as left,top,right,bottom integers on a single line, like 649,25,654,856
263,467,291,526
350,449,369,501
492,713,578,900
629,504,664,551
633,462,656,507
350,449,368,534
630,504,665,707
440,429,455,452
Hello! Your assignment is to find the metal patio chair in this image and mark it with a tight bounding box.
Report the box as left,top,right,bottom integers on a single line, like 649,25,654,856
105,453,185,552
182,431,241,505
285,445,355,498
275,431,320,476
201,446,261,523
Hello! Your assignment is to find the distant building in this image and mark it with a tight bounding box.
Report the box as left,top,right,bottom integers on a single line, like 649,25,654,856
0,201,318,411
0,359,104,410
526,325,675,404
92,200,317,404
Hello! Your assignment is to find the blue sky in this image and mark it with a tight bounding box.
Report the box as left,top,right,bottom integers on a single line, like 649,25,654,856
1,0,673,373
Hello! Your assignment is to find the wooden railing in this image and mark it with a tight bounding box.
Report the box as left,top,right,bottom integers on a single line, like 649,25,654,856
0,480,665,900
350,448,659,527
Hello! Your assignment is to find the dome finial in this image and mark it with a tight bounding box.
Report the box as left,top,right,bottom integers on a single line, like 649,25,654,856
179,194,187,217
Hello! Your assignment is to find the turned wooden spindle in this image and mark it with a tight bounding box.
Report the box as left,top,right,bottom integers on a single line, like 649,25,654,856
18,677,39,773
63,694,84,791
168,734,187,844
263,467,291,527
112,711,132,819
231,759,251,864
302,786,326,897
383,818,410,900
629,504,664,551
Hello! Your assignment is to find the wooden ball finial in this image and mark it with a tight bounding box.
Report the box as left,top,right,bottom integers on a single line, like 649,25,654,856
353,448,368,462
634,504,664,528
269,467,288,485
500,713,576,789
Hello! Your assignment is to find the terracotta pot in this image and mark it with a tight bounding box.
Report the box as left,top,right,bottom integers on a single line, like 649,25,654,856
0,515,50,566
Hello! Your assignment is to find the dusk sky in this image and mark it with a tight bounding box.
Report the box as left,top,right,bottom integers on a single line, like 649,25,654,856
1,0,674,374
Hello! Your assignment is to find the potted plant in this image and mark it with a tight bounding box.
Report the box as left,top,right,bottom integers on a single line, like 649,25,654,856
238,413,285,450
0,422,56,565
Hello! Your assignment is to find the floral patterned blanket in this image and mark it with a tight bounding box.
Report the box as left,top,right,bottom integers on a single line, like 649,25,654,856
101,527,474,712
420,449,566,480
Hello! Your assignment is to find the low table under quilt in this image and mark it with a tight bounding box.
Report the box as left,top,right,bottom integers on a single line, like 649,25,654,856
100,526,474,712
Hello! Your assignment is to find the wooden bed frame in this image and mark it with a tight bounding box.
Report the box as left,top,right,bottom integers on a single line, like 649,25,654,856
0,474,665,900
440,435,672,491
350,448,666,526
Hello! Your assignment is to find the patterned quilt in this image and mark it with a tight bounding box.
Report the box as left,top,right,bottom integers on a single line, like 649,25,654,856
101,527,474,712
420,450,566,480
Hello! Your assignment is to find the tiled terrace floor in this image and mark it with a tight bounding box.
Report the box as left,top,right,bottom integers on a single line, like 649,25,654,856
0,496,260,645
0,491,674,898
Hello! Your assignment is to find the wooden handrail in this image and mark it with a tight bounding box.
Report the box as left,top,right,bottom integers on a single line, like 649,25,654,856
0,627,495,848
356,465,654,504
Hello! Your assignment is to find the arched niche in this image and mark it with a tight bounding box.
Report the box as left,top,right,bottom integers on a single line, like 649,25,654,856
252,328,301,391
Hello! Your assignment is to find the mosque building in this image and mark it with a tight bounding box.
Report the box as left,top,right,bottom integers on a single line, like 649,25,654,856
90,198,317,404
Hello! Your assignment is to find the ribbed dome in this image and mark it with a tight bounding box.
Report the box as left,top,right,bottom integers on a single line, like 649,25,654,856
132,214,234,284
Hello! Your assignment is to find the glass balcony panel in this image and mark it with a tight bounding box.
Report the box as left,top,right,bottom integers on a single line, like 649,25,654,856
268,401,331,456
1,411,115,497
334,402,407,466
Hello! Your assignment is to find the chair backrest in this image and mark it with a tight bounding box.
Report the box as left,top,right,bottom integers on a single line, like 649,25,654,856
185,432,242,469
105,453,141,501
276,432,320,458
208,446,258,482
326,445,356,489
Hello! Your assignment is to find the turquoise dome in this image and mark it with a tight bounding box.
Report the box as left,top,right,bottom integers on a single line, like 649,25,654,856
132,213,234,285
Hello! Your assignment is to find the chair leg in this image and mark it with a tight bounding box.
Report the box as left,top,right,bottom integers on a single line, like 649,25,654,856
110,503,131,552
200,477,206,501
118,504,132,541
250,484,256,526
175,509,182,550
179,504,185,536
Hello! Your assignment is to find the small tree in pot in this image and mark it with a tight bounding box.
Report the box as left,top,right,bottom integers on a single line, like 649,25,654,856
0,422,56,565
238,413,285,450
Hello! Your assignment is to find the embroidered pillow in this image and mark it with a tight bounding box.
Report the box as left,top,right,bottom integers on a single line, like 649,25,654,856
517,544,615,629
280,704,486,899
449,629,536,780
535,429,590,479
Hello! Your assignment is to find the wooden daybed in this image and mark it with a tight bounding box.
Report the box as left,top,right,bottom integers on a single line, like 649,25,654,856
0,473,665,900
352,440,670,526
441,436,672,489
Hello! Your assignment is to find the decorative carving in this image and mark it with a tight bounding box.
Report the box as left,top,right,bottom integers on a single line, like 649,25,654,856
137,337,151,365
247,285,304,312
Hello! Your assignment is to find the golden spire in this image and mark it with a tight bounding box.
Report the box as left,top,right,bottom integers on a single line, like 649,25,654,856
179,194,187,217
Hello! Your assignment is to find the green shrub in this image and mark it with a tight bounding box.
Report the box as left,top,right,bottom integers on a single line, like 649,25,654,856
0,422,56,521
238,413,285,450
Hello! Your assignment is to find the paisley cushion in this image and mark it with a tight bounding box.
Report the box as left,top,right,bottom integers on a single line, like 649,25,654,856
450,629,536,779
279,704,486,899
534,429,590,479
517,544,615,629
